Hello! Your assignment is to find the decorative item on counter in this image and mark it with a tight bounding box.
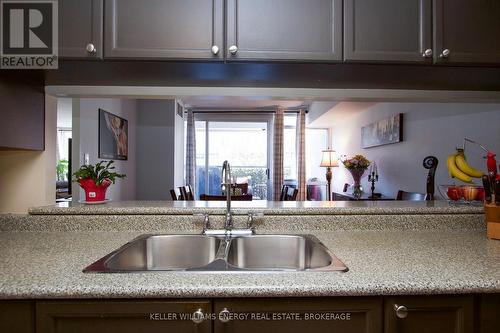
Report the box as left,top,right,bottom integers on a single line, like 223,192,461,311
423,156,438,200
442,138,497,206
342,154,370,199
485,201,500,240
367,161,379,199
320,149,339,201
73,160,126,203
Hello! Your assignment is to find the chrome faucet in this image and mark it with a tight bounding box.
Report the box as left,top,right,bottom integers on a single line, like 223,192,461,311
221,160,233,230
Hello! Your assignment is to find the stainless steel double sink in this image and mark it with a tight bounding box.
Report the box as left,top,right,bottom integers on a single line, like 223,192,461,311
84,234,348,273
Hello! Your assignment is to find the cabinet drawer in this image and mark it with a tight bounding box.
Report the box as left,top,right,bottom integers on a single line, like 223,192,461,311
36,300,212,333
384,295,474,333
214,297,382,333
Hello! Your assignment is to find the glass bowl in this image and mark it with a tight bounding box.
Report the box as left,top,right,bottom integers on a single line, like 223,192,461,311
438,184,484,203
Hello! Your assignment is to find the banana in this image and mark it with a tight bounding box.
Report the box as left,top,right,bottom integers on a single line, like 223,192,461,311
447,154,473,183
454,151,484,178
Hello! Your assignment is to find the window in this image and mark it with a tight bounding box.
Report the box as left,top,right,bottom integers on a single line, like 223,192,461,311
193,114,272,199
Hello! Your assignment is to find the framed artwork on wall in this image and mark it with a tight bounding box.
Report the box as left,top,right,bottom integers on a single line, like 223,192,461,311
98,109,128,160
361,113,403,148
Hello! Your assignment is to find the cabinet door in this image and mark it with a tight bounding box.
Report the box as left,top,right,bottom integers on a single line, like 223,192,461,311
384,295,473,333
0,301,35,333
433,0,500,64
344,0,432,63
36,300,212,333
480,294,500,333
105,0,223,60
214,298,382,333
226,0,342,62
59,0,103,59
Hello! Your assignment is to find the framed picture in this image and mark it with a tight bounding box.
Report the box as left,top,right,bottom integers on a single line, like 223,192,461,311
361,113,403,148
98,109,128,160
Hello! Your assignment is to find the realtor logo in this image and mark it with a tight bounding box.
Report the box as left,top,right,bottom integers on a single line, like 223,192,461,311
1,0,58,69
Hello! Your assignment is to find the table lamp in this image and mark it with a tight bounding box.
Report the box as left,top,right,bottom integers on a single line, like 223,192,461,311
320,149,339,201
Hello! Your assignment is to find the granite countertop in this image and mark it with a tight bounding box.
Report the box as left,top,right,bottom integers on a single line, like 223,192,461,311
29,200,484,215
1,227,499,299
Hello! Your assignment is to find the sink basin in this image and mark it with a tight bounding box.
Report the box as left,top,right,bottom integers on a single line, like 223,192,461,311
226,235,346,271
84,234,220,272
84,234,347,273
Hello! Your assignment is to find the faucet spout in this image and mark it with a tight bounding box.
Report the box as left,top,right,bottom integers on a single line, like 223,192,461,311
221,160,232,230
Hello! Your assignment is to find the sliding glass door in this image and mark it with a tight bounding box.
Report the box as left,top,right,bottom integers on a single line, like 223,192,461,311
195,113,272,200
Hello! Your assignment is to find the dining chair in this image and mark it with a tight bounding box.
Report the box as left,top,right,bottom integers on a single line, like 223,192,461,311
396,190,428,201
179,185,195,201
280,186,298,201
280,185,288,201
170,188,182,201
200,194,253,201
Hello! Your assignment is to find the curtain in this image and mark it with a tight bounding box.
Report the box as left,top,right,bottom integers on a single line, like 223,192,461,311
185,109,196,194
273,107,285,201
296,109,307,201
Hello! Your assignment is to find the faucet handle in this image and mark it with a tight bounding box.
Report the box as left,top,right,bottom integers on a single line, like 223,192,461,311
194,213,211,233
246,212,264,232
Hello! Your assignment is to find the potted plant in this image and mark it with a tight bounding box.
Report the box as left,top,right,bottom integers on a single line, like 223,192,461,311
342,154,371,198
73,160,125,202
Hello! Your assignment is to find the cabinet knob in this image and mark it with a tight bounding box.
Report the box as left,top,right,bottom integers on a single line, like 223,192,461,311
191,308,205,324
439,49,450,58
86,43,97,54
394,304,408,319
422,49,433,58
219,308,231,323
228,45,238,55
211,45,219,55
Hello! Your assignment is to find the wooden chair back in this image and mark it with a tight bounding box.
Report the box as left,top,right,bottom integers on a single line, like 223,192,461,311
280,185,298,201
280,185,288,201
396,190,428,201
200,194,253,201
170,188,182,201
179,185,195,201
286,187,299,201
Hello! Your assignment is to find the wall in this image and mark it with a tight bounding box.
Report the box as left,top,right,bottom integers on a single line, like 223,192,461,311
136,100,179,200
72,98,137,201
0,95,57,213
174,101,186,187
329,103,500,198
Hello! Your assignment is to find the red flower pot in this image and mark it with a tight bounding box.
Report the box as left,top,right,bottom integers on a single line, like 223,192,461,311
78,178,112,202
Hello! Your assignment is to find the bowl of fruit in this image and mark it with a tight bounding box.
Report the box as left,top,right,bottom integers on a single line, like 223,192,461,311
439,185,484,203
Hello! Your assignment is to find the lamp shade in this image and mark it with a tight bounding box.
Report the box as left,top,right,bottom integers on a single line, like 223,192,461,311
320,149,339,167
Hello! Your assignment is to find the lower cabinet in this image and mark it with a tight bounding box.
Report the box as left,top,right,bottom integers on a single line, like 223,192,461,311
214,298,382,333
3,294,499,333
384,295,474,333
0,301,35,333
36,300,211,333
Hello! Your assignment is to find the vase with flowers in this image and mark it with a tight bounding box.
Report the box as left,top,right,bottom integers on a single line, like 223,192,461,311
342,154,371,198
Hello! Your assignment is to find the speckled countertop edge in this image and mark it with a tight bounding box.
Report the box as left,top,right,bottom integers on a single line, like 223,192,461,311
28,200,485,216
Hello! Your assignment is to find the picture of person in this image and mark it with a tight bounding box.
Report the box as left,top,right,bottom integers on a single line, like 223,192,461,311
99,109,128,160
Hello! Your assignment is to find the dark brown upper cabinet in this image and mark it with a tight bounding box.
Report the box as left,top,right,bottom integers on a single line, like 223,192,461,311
59,0,103,59
433,0,500,64
384,295,474,333
104,0,223,60
225,0,342,62
344,0,432,63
